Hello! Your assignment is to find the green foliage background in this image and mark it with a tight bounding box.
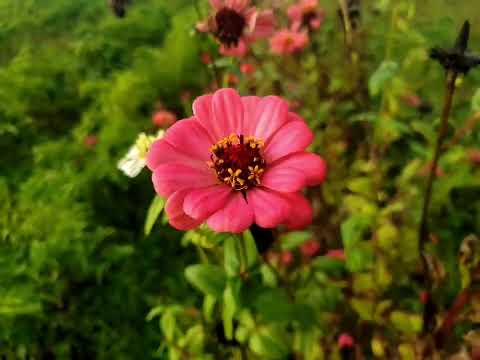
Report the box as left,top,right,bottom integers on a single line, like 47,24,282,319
0,0,208,358
0,0,479,359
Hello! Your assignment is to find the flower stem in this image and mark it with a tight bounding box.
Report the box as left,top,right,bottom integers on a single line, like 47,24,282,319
418,70,457,251
338,0,354,55
418,70,458,332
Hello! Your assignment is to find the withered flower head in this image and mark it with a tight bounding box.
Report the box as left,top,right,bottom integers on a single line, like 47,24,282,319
430,21,480,74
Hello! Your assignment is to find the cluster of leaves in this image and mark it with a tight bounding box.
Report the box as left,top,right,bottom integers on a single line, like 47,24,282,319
0,0,209,358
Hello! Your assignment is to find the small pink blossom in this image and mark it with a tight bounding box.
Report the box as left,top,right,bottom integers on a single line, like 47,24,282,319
152,111,177,128
280,251,294,267
300,239,321,258
146,88,327,233
270,29,309,55
287,0,325,31
240,63,256,75
84,135,98,148
198,0,275,58
402,93,422,108
326,249,345,261
338,333,355,349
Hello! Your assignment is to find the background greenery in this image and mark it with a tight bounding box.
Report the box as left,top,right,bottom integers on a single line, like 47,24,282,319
0,0,479,359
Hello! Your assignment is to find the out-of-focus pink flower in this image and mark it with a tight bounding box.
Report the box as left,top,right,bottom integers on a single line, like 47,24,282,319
326,249,345,260
84,135,98,148
402,93,422,108
467,148,480,166
420,291,429,304
146,88,327,233
152,111,177,128
300,239,321,258
201,52,212,65
418,161,445,178
280,251,294,267
338,333,355,349
270,29,309,55
240,63,256,75
198,0,275,58
288,0,325,31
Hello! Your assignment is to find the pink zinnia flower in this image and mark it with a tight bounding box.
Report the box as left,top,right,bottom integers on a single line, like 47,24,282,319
287,0,325,31
146,88,327,233
152,110,177,128
197,0,275,58
270,29,309,55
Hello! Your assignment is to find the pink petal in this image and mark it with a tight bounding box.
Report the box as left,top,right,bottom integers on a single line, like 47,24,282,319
287,5,302,22
192,94,218,142
212,88,245,137
165,190,204,230
250,10,275,39
184,185,233,221
210,0,223,10
241,96,262,135
283,192,313,230
226,0,250,12
152,163,216,197
253,96,289,142
268,152,327,187
146,139,207,172
244,7,258,33
163,118,213,161
264,115,314,162
207,192,254,233
247,188,290,228
260,161,306,192
220,39,250,58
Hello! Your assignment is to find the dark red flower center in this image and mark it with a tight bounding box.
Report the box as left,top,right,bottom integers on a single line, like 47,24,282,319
209,134,266,191
214,8,246,47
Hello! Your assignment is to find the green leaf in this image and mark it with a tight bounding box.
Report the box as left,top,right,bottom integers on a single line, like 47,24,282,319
390,311,423,334
185,264,226,299
280,231,312,250
472,88,480,111
243,230,258,269
253,288,292,322
224,236,241,277
312,257,345,277
368,60,399,97
144,196,165,236
341,215,372,249
249,326,290,359
161,310,176,342
222,280,240,340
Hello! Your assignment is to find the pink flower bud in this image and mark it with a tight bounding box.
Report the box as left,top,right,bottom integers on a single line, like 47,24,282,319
326,249,345,260
468,149,480,166
402,94,422,108
201,52,212,65
84,135,98,148
280,251,294,267
152,111,176,128
420,291,429,304
300,240,321,258
240,63,256,75
338,333,355,349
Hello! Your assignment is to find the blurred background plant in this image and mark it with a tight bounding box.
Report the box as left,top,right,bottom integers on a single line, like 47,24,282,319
1,0,480,359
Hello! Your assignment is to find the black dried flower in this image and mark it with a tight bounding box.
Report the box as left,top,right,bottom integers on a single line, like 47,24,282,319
430,21,480,74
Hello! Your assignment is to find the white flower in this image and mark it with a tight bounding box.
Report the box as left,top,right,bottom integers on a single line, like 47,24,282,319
118,130,165,178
